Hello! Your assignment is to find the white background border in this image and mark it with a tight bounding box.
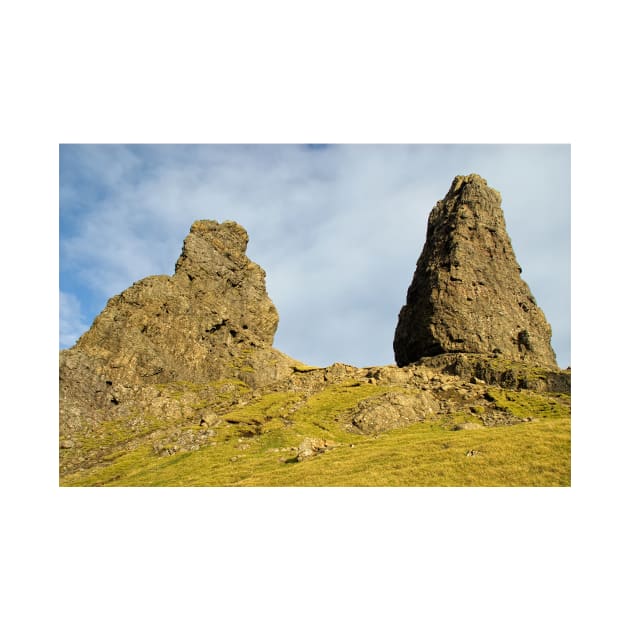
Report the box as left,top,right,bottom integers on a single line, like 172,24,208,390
3,1,627,628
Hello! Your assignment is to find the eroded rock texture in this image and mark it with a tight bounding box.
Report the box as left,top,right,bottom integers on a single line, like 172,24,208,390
60,221,296,433
394,174,557,368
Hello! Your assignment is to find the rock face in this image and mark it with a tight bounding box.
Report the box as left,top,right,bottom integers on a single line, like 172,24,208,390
60,220,296,431
394,174,557,368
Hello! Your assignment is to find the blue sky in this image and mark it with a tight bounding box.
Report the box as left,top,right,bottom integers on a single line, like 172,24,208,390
60,144,571,368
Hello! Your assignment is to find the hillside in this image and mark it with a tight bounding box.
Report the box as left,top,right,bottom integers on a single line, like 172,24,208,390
59,174,570,487
60,359,570,486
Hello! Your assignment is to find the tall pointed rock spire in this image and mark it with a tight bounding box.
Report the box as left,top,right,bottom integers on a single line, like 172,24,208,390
394,174,557,368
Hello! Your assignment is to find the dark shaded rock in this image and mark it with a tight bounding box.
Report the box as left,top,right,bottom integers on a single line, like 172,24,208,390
417,353,570,393
394,174,557,368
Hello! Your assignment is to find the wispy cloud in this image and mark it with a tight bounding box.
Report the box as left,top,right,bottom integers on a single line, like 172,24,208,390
59,291,89,348
59,144,571,368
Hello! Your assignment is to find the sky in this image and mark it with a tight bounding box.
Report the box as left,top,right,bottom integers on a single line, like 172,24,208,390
60,144,571,368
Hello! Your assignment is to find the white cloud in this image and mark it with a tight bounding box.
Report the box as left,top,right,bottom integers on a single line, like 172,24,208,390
59,291,89,348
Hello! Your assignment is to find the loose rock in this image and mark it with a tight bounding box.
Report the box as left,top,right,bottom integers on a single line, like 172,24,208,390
296,437,333,461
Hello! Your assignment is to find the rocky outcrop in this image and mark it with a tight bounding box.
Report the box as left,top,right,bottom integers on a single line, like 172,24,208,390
417,353,570,393
59,186,571,485
66,220,292,384
394,174,557,368
60,220,298,435
347,391,438,434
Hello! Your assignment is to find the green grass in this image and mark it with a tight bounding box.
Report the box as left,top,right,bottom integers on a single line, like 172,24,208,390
291,363,321,373
61,417,570,487
59,378,253,474
487,387,570,419
60,377,570,487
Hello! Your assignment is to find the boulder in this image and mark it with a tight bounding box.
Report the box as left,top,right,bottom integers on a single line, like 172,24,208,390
349,391,438,434
296,437,331,461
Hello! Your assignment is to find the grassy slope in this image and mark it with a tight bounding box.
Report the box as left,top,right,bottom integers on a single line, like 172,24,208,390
60,381,570,487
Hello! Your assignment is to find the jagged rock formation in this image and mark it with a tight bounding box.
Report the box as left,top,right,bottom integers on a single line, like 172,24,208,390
60,220,297,434
59,192,570,486
394,174,557,368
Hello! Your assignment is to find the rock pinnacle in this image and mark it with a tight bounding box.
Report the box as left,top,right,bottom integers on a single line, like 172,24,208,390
393,174,557,368
60,220,296,430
